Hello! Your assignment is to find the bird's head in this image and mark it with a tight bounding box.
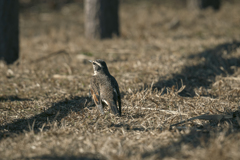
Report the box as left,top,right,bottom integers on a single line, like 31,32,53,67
89,59,110,75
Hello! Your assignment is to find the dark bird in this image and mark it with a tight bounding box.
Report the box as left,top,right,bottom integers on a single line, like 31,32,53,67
89,59,121,116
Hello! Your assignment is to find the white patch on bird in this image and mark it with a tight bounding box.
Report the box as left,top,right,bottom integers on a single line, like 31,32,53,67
102,99,109,106
94,70,97,75
93,61,102,67
114,88,118,96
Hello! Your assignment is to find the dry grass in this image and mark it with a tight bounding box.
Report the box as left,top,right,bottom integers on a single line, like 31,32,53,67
1,0,240,159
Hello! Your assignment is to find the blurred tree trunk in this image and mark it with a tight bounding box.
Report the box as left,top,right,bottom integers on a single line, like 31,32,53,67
188,0,221,10
0,0,19,64
84,0,119,39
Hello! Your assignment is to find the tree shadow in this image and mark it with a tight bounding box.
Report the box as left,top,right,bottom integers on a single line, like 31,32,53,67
0,95,32,102
141,110,240,159
0,96,90,141
19,0,81,11
153,41,240,97
25,153,107,160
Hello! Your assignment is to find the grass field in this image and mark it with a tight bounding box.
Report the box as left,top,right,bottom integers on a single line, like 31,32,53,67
1,0,240,159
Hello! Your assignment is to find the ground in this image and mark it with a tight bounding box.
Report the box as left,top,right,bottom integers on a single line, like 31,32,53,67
0,0,240,159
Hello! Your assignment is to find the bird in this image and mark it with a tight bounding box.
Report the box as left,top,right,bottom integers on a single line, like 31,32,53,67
89,59,121,116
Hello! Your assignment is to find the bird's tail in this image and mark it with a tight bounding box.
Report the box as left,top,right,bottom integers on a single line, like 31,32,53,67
110,101,120,116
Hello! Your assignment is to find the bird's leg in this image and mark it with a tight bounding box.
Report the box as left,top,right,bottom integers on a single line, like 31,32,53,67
89,89,104,114
97,102,105,115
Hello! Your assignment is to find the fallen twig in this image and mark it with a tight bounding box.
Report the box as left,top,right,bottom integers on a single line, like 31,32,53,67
30,50,71,64
52,74,78,80
134,107,188,115
223,77,240,81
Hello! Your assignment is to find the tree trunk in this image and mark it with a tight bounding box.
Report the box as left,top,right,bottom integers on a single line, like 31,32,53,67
84,0,119,39
0,0,19,64
188,0,221,10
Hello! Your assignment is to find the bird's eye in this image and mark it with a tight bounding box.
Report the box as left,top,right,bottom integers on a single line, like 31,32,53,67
93,62,102,67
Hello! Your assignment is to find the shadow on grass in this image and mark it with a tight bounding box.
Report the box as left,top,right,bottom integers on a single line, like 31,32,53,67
0,95,32,102
141,42,240,158
142,110,240,159
26,153,107,160
153,41,240,97
0,96,89,141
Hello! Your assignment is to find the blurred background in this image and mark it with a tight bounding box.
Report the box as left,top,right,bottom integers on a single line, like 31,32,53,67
0,0,240,97
0,0,239,64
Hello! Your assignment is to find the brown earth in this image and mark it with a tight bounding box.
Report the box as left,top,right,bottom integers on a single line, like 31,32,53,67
0,0,240,159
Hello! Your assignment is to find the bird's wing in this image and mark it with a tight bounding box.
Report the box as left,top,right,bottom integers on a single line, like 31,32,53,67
112,77,121,116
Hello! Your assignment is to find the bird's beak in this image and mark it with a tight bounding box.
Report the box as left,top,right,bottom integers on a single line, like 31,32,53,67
89,60,93,63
